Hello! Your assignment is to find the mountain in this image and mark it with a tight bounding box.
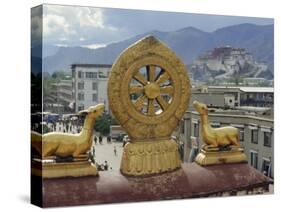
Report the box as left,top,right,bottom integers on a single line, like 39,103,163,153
42,23,274,78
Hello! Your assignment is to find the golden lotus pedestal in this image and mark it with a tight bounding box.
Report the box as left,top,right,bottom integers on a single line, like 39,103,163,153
120,139,181,176
195,146,247,166
32,156,98,178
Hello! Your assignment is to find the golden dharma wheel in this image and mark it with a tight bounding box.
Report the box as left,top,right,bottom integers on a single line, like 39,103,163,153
108,36,191,141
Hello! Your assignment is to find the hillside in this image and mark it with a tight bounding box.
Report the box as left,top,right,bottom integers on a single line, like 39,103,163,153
41,23,274,80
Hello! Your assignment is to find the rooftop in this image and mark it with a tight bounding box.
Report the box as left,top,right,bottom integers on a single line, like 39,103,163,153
40,163,272,207
208,86,274,93
71,64,112,69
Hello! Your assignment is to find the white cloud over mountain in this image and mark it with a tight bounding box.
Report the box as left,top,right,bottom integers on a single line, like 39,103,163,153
31,4,273,48
42,5,116,44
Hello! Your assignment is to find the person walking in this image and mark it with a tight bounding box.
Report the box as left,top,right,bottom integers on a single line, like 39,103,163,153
114,146,117,156
99,135,103,144
94,136,98,145
92,146,95,158
104,161,108,170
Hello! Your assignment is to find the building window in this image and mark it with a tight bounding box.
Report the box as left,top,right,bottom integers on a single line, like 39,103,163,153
78,93,84,101
92,93,97,102
239,128,244,142
251,129,258,144
78,105,84,111
92,82,98,90
211,122,220,128
78,82,84,90
86,72,97,79
99,70,108,78
264,132,272,147
78,71,84,79
250,151,258,169
262,158,271,177
180,121,185,134
193,123,199,137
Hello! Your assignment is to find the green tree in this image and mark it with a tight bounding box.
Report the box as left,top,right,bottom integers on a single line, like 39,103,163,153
94,113,113,136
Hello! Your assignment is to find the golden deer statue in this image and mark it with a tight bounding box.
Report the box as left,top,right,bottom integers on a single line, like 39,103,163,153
193,101,240,149
31,103,105,158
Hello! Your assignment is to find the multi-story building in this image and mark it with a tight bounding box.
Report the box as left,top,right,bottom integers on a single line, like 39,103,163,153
44,79,73,113
191,86,274,108
239,87,274,107
51,79,73,106
71,64,112,113
179,108,274,178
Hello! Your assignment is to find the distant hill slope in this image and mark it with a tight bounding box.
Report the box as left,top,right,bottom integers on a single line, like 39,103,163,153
42,23,273,77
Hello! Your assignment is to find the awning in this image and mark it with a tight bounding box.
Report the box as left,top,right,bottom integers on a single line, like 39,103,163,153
248,124,258,130
261,126,272,132
192,118,199,124
231,124,245,128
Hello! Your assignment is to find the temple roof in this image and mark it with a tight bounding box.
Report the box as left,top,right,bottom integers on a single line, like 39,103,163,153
41,162,272,207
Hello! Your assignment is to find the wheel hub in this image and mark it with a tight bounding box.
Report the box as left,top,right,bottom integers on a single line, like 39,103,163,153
144,82,160,99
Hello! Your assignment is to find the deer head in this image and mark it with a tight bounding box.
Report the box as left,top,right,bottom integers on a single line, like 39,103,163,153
193,101,208,115
78,103,105,119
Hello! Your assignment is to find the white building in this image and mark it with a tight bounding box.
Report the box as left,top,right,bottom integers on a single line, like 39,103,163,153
71,64,112,113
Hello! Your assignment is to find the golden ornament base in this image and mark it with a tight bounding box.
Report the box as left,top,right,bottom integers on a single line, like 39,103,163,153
195,146,247,166
32,159,98,178
120,139,181,176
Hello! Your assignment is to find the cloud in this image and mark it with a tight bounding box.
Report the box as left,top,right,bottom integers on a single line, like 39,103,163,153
31,6,43,45
40,4,273,48
43,5,116,44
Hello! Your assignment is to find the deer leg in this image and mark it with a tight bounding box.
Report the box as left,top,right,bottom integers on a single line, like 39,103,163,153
42,143,58,158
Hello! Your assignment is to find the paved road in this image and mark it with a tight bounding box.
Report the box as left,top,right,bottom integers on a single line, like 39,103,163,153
93,139,123,171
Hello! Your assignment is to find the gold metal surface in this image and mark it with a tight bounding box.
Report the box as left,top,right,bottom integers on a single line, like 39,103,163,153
108,36,191,176
120,139,181,176
31,104,104,158
195,147,247,166
32,160,98,178
193,101,240,148
193,101,247,166
31,104,104,178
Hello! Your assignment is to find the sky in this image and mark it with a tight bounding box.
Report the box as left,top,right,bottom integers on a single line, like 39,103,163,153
32,4,273,49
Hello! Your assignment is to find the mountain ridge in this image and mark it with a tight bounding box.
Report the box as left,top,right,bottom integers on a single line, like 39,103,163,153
40,23,273,78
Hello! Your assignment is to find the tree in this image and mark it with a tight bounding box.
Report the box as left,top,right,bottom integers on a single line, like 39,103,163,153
94,113,113,136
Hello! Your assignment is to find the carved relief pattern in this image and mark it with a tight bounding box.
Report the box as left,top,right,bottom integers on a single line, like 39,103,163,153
108,36,191,140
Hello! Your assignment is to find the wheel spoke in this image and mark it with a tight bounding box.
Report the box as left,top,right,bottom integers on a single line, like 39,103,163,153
146,65,156,82
147,99,154,115
134,95,146,111
129,85,144,94
160,85,174,94
156,95,169,111
133,72,148,85
156,70,170,85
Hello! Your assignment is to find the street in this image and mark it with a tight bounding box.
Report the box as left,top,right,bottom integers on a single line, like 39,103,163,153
93,139,123,171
